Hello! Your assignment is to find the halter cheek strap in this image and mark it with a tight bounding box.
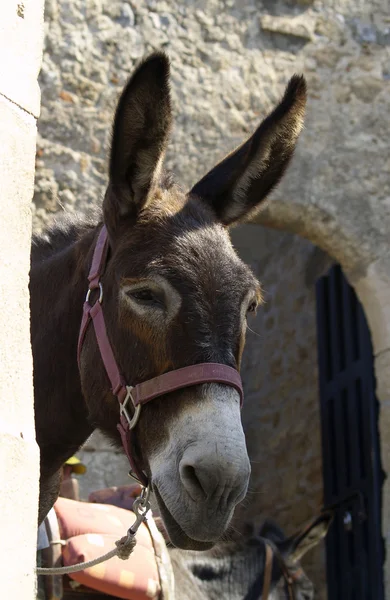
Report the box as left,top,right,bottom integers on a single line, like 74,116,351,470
77,225,244,487
262,544,273,600
262,541,296,600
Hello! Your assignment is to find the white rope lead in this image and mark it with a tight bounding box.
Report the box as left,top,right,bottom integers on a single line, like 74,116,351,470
37,487,150,576
36,532,137,575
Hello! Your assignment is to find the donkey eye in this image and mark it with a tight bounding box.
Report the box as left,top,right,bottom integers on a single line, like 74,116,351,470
247,300,258,315
127,288,165,308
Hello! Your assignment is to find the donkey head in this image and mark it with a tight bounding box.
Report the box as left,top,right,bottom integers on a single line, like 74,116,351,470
80,53,306,550
256,512,333,599
170,512,332,599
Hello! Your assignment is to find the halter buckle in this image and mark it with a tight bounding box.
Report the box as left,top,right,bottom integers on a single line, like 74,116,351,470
86,282,103,305
120,386,141,430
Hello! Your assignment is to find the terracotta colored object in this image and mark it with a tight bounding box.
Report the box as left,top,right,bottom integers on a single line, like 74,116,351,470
88,484,142,512
54,497,160,600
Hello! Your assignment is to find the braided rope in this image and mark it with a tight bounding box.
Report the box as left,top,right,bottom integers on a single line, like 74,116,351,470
37,488,150,576
36,532,137,575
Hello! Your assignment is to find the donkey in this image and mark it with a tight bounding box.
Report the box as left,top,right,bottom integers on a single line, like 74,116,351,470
171,513,332,600
31,52,306,549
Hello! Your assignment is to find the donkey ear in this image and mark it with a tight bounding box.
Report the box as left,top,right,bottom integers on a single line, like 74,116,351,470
190,75,307,226
279,512,333,563
103,52,172,231
258,518,286,544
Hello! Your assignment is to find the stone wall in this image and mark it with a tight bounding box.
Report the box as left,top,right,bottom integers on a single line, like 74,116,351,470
34,0,390,597
0,0,44,597
232,225,332,598
34,0,389,234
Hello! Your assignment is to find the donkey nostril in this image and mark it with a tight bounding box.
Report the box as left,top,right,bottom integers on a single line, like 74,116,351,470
179,463,207,501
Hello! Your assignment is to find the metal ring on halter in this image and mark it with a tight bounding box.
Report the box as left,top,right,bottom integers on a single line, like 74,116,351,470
120,386,142,430
127,488,151,536
134,485,150,513
86,282,103,304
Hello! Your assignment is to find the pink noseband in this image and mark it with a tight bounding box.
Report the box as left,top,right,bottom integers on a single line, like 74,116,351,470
78,225,244,486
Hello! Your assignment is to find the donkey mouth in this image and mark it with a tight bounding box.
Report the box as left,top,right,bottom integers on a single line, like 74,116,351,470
153,486,214,551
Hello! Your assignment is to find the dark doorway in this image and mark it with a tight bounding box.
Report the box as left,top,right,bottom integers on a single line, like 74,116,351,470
316,264,384,599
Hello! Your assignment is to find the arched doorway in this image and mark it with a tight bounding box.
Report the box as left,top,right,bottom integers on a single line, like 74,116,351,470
316,264,384,599
252,191,390,595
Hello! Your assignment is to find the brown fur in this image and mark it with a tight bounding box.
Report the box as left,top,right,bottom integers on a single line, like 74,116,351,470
31,52,306,529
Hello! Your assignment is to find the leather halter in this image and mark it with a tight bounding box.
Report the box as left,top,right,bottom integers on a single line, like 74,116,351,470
262,541,296,600
78,225,244,486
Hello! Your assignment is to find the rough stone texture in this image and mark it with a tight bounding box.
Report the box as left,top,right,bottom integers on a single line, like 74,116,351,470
251,4,390,284
76,431,133,499
353,257,390,356
33,1,390,240
34,0,390,597
0,0,44,594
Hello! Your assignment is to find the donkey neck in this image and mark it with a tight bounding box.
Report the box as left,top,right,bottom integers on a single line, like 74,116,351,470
30,223,99,476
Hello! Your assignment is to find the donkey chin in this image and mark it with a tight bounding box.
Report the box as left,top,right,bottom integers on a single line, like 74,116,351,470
148,385,251,550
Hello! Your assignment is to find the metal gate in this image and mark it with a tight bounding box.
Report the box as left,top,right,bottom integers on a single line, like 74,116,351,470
316,264,384,599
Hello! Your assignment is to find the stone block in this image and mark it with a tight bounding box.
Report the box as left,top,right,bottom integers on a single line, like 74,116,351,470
0,95,37,432
0,0,44,116
353,257,390,358
0,62,42,598
76,449,134,500
0,432,40,597
375,350,390,404
260,14,316,41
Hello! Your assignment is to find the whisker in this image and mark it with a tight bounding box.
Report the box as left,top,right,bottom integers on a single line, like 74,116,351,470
220,527,236,543
244,489,265,497
246,324,262,338
239,498,250,509
228,524,242,537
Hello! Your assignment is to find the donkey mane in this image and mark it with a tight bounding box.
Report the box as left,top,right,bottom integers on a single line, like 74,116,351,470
31,211,100,262
32,170,177,262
